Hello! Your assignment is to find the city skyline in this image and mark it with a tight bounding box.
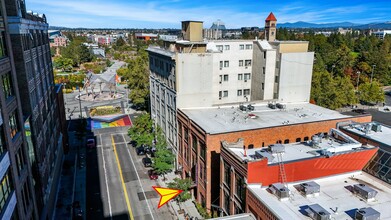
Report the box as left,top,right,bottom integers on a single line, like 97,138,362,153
27,0,391,28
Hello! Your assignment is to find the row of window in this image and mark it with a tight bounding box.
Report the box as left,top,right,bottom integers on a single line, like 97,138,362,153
219,73,251,83
219,89,250,98
216,44,253,51
219,60,252,69
0,170,13,214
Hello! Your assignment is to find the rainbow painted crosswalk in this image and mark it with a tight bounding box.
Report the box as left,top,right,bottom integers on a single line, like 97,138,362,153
89,115,132,129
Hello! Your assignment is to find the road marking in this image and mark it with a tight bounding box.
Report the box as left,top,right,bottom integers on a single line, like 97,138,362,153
122,133,155,220
100,134,112,219
111,135,135,220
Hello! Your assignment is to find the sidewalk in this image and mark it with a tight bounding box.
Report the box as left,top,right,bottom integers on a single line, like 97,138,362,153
157,171,203,220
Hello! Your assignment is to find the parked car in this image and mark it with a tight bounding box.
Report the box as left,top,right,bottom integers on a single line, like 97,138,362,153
129,140,137,147
136,146,145,155
142,157,153,167
148,170,159,180
86,139,96,148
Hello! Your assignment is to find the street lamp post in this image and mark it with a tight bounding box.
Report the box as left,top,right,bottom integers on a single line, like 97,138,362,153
356,71,361,90
371,65,376,84
331,64,336,76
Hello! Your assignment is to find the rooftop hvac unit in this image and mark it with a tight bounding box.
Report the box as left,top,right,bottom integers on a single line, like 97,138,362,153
268,103,276,109
371,124,382,132
239,104,247,112
353,184,378,201
269,144,285,154
254,150,274,162
311,135,321,148
306,204,331,220
355,207,381,220
297,181,320,197
268,183,289,200
247,104,254,111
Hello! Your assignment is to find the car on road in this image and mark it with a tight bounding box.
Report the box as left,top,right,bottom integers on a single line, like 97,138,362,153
86,139,96,148
136,146,145,155
142,157,152,167
148,170,158,180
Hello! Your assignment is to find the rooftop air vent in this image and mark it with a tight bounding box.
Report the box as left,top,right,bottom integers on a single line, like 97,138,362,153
269,144,285,154
296,181,320,197
306,204,331,220
268,103,276,109
355,207,380,220
239,104,247,112
353,184,378,201
311,135,322,148
371,124,382,132
268,183,289,201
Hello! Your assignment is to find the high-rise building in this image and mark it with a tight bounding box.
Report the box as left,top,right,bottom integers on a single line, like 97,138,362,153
0,0,38,219
5,0,67,219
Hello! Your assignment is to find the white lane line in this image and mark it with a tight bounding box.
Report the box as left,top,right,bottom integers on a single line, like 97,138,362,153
100,134,113,219
122,133,155,220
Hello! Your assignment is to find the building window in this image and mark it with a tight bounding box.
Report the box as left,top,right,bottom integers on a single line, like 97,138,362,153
244,89,250,96
239,60,243,67
284,139,289,144
224,45,230,50
304,137,309,141
224,191,230,214
246,44,252,49
0,171,13,213
0,32,7,59
192,135,197,152
199,162,206,181
16,147,26,176
0,126,5,156
244,73,251,80
200,142,206,160
2,73,14,100
21,182,31,214
223,90,228,97
224,163,231,186
245,60,251,67
178,122,182,137
236,175,245,201
217,45,223,51
275,75,279,83
219,91,222,99
262,67,265,74
237,90,242,96
184,128,189,143
262,83,264,90
223,74,229,81
263,51,267,59
9,111,19,139
248,144,254,149
238,74,243,80
296,138,301,142
224,61,229,67
235,205,243,214
219,61,223,68
239,44,244,50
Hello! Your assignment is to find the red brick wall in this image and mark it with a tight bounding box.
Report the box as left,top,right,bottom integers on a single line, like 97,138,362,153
246,189,278,220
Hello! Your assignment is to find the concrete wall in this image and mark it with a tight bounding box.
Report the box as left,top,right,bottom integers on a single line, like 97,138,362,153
278,52,314,103
176,53,214,108
276,42,308,53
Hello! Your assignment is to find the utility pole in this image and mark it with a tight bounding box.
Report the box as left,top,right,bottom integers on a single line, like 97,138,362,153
371,65,376,84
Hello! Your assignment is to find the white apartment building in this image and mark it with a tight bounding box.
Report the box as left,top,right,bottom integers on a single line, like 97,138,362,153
372,30,391,40
147,19,314,163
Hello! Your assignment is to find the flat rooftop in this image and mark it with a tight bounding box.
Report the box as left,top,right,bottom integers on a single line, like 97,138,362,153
341,122,391,148
211,213,256,220
181,103,354,134
248,172,391,220
146,46,175,58
228,129,370,165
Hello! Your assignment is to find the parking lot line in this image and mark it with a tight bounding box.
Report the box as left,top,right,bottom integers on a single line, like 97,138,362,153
100,134,112,219
111,135,134,220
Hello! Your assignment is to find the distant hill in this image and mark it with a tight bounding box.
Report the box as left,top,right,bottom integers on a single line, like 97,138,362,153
279,21,391,29
279,21,360,28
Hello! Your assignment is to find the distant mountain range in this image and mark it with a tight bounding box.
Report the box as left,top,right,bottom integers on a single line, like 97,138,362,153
278,21,391,29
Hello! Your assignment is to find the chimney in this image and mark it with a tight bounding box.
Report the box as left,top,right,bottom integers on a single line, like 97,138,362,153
181,21,203,41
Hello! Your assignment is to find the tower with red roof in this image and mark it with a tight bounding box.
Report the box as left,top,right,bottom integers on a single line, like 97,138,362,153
265,12,277,41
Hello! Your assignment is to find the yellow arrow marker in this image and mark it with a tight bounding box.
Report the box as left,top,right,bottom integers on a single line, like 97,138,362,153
152,186,183,208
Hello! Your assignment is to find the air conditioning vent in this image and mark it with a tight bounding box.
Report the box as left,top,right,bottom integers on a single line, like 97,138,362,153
353,184,378,201
355,207,380,220
296,181,320,197
371,123,382,132
268,183,289,201
269,144,285,154
306,204,331,220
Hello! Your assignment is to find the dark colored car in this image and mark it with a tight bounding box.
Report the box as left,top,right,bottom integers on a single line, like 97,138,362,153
148,170,158,180
142,157,152,167
129,140,137,147
86,139,96,148
136,146,145,155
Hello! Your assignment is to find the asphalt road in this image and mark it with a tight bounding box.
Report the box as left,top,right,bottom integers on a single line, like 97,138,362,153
86,126,174,220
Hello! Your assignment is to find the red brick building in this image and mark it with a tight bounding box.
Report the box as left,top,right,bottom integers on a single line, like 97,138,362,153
176,103,371,214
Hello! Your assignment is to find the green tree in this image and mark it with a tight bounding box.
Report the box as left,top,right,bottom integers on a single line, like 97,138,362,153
152,128,174,176
167,178,192,207
127,54,149,109
127,113,153,146
53,56,73,72
358,81,385,104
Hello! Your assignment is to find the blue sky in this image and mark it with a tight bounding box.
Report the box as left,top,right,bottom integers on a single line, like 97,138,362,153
26,0,391,28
